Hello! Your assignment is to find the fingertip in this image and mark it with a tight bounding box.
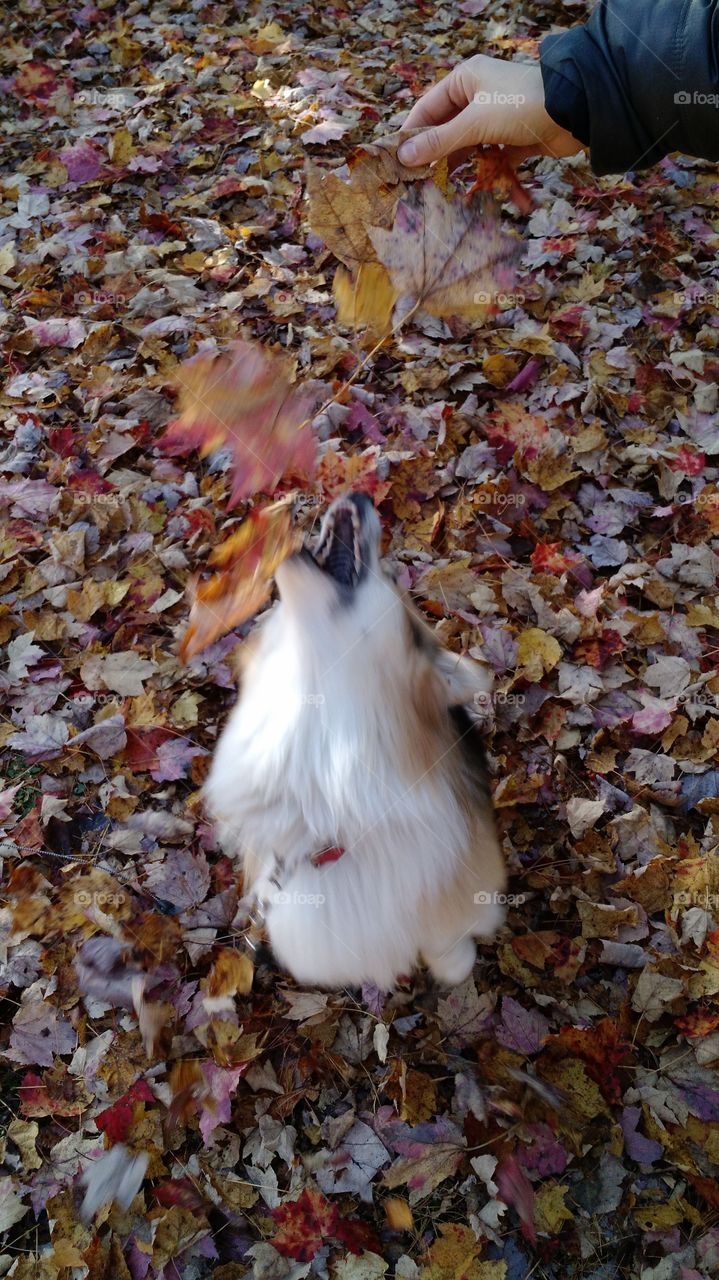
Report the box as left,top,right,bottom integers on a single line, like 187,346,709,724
397,140,420,165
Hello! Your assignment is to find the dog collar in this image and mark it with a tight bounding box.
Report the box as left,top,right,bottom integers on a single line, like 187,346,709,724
242,845,345,953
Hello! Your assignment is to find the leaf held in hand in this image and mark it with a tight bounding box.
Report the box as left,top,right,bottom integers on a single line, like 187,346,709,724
333,261,397,336
305,131,430,270
368,181,520,320
161,341,318,507
180,499,301,661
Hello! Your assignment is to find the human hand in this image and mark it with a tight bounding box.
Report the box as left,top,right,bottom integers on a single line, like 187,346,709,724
398,55,583,168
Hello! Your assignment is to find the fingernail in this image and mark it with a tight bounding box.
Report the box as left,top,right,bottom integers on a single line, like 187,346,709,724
397,141,418,164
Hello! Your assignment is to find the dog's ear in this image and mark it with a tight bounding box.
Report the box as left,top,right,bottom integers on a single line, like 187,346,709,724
433,648,494,709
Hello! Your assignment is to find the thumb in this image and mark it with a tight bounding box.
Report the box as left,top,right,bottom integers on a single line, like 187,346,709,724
397,104,483,167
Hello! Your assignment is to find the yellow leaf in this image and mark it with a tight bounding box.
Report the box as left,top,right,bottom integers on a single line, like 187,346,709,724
180,499,302,660
533,1182,574,1234
7,1119,42,1172
111,127,135,165
687,603,719,628
170,690,201,726
384,1197,413,1231
538,1059,610,1122
516,628,562,681
51,1239,86,1268
633,1201,685,1231
207,948,254,998
333,262,397,336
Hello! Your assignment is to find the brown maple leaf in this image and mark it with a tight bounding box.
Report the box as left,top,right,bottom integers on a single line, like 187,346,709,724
305,158,401,270
369,181,521,320
305,129,432,274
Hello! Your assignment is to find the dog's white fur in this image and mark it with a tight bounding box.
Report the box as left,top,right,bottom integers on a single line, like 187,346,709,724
205,498,506,988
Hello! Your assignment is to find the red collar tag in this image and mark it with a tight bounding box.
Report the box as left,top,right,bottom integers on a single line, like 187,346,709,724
311,845,345,867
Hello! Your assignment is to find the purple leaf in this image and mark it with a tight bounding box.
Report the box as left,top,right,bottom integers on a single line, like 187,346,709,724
621,1106,662,1164
496,996,550,1055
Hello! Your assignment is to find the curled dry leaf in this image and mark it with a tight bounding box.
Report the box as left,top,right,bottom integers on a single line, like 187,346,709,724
161,341,318,508
348,128,434,185
180,499,301,661
305,160,400,270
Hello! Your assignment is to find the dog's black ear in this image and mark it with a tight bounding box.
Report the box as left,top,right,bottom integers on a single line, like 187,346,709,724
434,648,494,709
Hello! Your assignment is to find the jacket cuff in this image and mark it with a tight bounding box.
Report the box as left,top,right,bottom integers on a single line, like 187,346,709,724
540,30,591,148
540,21,674,176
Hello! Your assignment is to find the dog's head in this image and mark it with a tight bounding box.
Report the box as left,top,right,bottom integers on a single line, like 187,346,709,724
275,491,385,618
273,492,492,715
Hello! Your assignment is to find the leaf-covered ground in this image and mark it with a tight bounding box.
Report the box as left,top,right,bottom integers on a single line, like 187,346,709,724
1,0,719,1277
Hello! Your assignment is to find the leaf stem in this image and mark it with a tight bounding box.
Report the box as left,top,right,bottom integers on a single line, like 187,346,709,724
297,299,421,437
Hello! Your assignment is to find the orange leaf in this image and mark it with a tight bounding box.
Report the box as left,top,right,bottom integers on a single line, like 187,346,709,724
180,500,301,661
470,146,535,214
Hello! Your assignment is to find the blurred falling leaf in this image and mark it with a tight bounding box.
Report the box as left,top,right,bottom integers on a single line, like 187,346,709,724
180,499,301,660
161,341,318,507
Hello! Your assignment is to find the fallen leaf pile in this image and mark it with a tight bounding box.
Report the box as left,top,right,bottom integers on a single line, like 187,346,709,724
1,0,719,1276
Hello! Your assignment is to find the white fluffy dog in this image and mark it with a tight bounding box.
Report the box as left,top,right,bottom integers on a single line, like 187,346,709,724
205,492,506,988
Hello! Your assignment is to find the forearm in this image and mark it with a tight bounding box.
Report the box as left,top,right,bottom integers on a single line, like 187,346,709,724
540,0,719,174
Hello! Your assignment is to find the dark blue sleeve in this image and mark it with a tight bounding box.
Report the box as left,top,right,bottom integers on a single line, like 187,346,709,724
540,0,719,175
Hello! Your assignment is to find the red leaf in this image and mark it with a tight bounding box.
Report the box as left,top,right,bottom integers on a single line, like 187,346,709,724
271,1186,376,1261
14,63,61,101
531,542,581,574
496,1152,537,1245
669,446,706,476
154,1178,207,1210
469,147,535,214
272,1187,341,1261
96,1080,155,1143
160,341,318,508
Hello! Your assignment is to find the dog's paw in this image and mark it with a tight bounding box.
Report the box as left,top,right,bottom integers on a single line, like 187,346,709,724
425,937,476,986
